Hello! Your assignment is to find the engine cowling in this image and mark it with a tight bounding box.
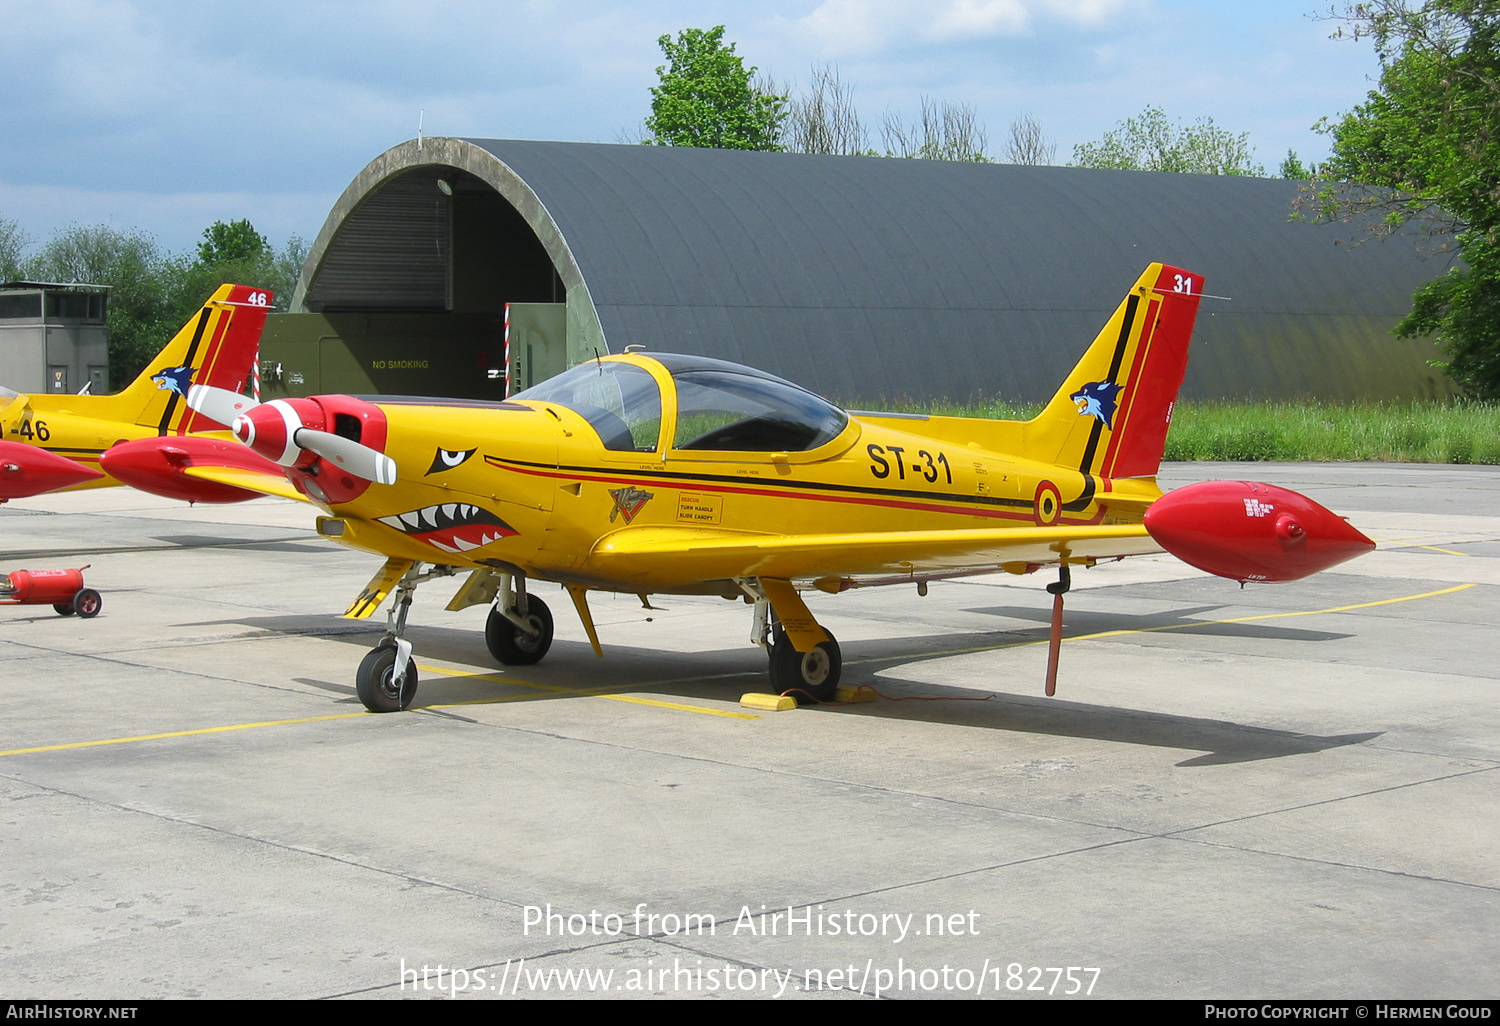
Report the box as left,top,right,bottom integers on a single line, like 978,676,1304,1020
183,387,397,504
0,441,105,499
234,395,391,504
231,398,327,468
1143,480,1374,583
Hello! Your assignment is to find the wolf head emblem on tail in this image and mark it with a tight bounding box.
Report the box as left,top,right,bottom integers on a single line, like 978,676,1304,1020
151,365,197,397
1071,380,1123,430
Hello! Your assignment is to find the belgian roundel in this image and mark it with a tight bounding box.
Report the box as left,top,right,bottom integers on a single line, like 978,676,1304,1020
1034,480,1063,526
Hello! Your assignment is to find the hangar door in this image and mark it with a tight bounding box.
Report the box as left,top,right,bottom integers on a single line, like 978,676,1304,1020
262,166,567,400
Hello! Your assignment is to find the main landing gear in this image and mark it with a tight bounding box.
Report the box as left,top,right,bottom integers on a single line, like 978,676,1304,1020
353,563,557,713
485,574,554,666
741,577,841,703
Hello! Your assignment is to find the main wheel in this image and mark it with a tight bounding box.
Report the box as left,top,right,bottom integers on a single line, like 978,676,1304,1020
72,589,102,618
53,604,75,616
356,644,418,712
768,630,841,703
486,595,554,665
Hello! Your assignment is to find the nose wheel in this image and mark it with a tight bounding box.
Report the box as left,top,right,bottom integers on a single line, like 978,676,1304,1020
353,561,455,712
357,643,418,712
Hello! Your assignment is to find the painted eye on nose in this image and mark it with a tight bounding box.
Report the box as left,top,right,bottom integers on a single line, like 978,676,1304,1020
425,447,477,475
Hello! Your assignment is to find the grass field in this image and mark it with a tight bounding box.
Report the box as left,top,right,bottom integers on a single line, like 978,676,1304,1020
853,398,1500,464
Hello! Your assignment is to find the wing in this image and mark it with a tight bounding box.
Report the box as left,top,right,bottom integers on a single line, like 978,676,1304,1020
181,465,308,503
587,523,1159,587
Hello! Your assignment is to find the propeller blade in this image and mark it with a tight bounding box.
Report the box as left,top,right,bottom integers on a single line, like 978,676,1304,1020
294,428,398,485
186,384,259,427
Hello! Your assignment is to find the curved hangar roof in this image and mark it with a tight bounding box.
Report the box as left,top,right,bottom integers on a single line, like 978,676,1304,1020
295,137,1452,401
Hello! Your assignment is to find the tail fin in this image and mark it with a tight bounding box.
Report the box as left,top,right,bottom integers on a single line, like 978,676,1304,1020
1026,263,1203,480
117,284,273,435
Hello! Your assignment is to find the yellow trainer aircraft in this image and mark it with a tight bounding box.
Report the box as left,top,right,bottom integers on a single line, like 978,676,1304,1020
181,264,1374,712
0,284,275,503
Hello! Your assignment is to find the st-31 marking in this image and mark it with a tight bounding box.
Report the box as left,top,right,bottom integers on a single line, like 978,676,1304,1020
868,443,952,484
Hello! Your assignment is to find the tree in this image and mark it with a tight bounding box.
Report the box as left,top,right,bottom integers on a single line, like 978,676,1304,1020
881,98,992,162
1308,1,1500,397
1279,149,1319,178
783,63,868,156
171,219,303,321
1071,106,1265,175
645,26,786,150
197,218,268,264
26,223,171,387
0,215,27,281
23,219,304,388
1004,114,1056,165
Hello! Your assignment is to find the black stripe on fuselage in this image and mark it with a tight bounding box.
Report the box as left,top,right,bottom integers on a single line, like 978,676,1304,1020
488,456,1038,512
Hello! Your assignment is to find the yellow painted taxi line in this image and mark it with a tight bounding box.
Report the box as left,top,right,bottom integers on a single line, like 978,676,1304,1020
1416,544,1470,556
0,711,371,758
416,665,760,719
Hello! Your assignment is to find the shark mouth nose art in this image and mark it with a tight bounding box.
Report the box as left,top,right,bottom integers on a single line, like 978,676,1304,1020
376,503,517,553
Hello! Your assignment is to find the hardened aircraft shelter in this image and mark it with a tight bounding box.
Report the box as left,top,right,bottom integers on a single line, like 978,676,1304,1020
266,137,1452,403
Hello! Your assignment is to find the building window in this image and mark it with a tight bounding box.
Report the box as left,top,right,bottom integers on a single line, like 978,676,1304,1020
0,293,41,319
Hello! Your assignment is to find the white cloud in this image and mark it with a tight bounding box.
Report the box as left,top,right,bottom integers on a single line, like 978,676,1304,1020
790,0,1141,54
925,2,1030,41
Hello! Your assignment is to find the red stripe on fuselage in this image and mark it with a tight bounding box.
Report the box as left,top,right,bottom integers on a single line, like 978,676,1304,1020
484,457,1108,527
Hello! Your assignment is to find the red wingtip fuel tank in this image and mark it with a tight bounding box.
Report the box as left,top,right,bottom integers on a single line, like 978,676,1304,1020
1144,480,1375,583
99,436,283,504
0,441,105,499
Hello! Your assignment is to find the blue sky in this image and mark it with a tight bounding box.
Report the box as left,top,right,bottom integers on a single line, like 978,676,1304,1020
0,0,1383,256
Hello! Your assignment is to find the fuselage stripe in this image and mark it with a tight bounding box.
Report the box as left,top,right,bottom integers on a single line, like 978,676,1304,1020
484,457,1107,526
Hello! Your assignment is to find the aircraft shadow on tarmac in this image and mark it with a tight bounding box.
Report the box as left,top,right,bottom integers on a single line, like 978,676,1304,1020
177,607,1381,768
149,533,333,555
964,603,1354,644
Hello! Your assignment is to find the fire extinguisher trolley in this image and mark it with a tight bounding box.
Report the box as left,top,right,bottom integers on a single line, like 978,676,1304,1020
0,566,101,617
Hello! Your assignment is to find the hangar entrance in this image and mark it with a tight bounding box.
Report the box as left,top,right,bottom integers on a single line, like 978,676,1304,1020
260,166,569,399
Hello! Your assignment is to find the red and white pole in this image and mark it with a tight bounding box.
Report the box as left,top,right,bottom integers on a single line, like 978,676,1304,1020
251,346,261,403
502,302,512,397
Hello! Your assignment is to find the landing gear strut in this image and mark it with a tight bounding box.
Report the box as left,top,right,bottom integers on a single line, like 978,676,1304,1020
485,573,554,665
354,561,456,713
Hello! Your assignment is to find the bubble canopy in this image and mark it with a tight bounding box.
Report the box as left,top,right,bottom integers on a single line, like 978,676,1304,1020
510,354,848,454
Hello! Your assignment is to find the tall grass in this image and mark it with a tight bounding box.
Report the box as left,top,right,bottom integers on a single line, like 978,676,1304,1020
848,398,1500,464
1163,401,1500,463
